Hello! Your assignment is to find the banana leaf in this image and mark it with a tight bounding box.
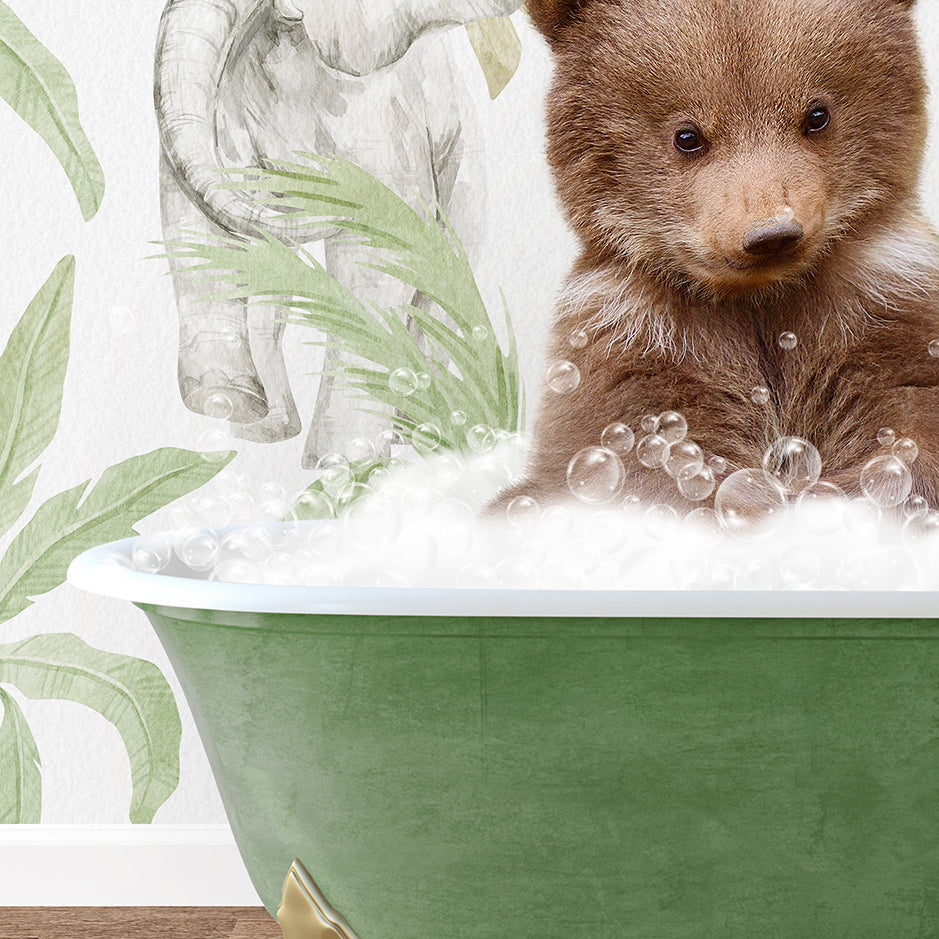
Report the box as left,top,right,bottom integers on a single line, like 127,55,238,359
0,686,40,823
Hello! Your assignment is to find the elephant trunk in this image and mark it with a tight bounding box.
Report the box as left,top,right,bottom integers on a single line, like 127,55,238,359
154,0,306,240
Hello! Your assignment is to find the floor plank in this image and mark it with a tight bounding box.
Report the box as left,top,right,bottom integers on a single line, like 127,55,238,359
0,908,281,939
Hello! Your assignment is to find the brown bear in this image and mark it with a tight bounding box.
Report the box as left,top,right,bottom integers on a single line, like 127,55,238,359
494,0,939,515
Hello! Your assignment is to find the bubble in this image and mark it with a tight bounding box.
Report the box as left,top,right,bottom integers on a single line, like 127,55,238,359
860,454,913,507
778,331,798,351
212,559,261,585
636,434,669,469
131,535,172,574
466,424,496,454
375,428,397,454
761,436,822,494
197,428,232,461
318,465,353,500
682,506,722,545
708,455,727,476
796,480,846,535
892,437,919,465
293,489,335,520
299,562,344,588
547,360,581,394
714,468,787,539
507,495,540,527
640,414,659,434
169,503,195,530
877,427,896,447
657,411,688,444
541,504,574,539
346,437,377,462
869,546,920,590
413,422,442,455
903,495,929,520
219,526,274,564
472,325,489,342
677,464,716,501
316,452,348,471
495,557,540,588
750,386,770,405
566,447,626,505
600,422,635,457
389,367,419,396
779,546,820,587
930,339,939,358
416,372,432,391
665,440,703,478
336,482,372,513
263,551,298,585
569,327,589,349
587,509,629,552
903,510,939,546
642,503,679,540
450,410,467,426
197,494,233,527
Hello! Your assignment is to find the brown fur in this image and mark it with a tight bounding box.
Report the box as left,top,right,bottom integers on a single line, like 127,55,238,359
495,0,939,511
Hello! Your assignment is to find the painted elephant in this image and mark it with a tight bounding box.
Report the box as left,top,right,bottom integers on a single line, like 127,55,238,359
155,0,523,466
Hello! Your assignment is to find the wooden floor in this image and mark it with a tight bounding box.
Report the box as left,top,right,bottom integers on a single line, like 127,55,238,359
0,908,282,938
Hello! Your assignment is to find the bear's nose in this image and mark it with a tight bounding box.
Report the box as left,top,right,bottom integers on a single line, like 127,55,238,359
742,219,804,256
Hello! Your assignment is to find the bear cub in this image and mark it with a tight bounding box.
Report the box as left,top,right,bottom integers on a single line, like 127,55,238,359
497,0,939,515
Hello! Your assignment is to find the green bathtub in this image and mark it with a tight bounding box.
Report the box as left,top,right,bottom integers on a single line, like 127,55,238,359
69,535,939,937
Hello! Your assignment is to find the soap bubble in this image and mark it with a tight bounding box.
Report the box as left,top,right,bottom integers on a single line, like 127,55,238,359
642,503,680,540
506,495,540,527
750,386,770,405
860,454,913,507
472,325,489,342
263,551,298,585
218,526,274,564
600,422,635,457
466,424,496,454
779,546,820,586
903,510,939,546
541,504,574,539
761,436,822,494
587,509,629,552
708,455,728,476
665,440,703,478
413,422,442,455
495,557,539,588
569,327,590,349
714,468,787,539
316,452,348,471
566,447,625,505
930,339,939,358
677,464,716,501
547,360,581,394
682,506,722,545
389,367,419,396
336,482,372,513
903,495,929,520
735,558,777,590
212,559,261,584
877,427,896,447
796,481,845,535
346,437,377,462
196,494,233,527
293,489,334,520
778,331,798,351
169,502,195,530
416,372,432,391
197,428,231,461
892,437,918,465
457,562,497,588
657,411,688,444
640,414,659,434
450,410,467,426
320,465,354,500
636,434,669,469
844,497,881,537
204,391,234,421
132,535,172,573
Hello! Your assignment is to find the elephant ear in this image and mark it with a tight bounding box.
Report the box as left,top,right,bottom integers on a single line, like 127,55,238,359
526,0,593,43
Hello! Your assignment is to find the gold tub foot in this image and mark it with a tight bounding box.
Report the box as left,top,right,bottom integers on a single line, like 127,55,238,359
277,859,360,939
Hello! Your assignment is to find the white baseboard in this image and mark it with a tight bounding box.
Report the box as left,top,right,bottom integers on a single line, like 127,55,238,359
0,825,264,906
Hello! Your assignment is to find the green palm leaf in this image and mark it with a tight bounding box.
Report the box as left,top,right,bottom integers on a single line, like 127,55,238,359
0,2,105,220
0,686,40,823
0,447,235,624
0,256,74,537
0,634,181,823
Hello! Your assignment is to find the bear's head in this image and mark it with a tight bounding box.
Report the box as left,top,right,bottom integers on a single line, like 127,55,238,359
529,0,927,299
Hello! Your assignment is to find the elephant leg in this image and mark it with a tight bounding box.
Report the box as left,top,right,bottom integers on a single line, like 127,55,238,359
302,239,425,467
229,299,302,442
159,154,268,423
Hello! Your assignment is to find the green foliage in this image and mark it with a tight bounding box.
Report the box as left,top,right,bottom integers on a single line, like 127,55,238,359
0,687,40,823
0,2,105,220
0,259,234,821
0,634,181,823
164,154,524,455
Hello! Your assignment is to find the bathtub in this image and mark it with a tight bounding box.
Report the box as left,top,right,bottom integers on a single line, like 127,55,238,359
68,528,939,938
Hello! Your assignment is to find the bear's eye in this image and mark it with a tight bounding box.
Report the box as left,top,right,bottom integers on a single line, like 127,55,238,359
803,105,831,134
674,127,707,155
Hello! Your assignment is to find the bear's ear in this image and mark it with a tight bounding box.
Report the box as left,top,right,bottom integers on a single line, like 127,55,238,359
526,0,591,43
